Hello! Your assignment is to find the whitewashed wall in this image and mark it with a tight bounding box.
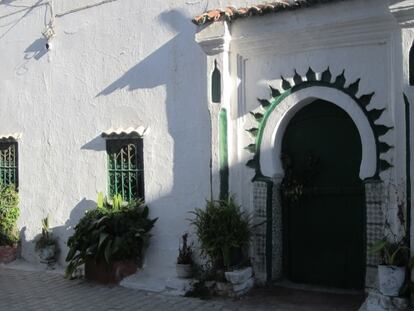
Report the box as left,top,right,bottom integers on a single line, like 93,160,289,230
0,0,262,276
214,1,410,241
1,0,413,280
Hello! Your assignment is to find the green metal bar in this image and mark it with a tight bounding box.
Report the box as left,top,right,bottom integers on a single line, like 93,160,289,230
113,152,117,197
120,146,126,199
128,145,132,201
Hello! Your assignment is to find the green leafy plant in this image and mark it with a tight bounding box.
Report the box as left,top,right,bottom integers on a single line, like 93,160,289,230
0,185,19,246
369,238,409,266
177,233,193,265
35,216,58,251
65,193,157,278
190,196,251,270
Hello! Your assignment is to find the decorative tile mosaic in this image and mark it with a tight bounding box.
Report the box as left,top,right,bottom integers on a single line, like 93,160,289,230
252,181,268,279
364,180,385,279
272,177,283,280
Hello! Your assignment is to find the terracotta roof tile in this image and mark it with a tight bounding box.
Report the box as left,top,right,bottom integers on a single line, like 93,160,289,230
192,0,345,26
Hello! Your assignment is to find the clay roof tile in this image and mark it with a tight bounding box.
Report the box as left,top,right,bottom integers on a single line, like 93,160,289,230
192,0,344,26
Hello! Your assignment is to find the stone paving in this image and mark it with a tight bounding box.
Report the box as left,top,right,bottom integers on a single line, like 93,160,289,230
0,266,364,311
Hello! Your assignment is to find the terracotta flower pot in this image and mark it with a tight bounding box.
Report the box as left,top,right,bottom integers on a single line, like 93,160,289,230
85,258,138,284
378,265,406,297
0,245,19,263
176,263,192,278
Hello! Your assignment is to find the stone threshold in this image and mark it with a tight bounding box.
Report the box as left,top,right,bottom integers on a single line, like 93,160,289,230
120,268,193,296
273,279,364,296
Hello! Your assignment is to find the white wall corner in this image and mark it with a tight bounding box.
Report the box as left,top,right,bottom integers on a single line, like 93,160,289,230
195,21,231,56
389,0,414,28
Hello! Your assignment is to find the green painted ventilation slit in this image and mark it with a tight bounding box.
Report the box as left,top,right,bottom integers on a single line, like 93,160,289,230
347,79,360,96
269,85,281,97
410,42,414,86
293,70,303,85
219,108,229,200
334,70,346,88
211,60,221,103
306,67,316,81
321,67,332,83
281,76,291,90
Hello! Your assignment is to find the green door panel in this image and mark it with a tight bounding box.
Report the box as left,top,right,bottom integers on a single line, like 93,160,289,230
282,99,365,290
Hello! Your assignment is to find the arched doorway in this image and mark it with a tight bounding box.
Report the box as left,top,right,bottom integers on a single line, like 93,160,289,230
281,99,365,290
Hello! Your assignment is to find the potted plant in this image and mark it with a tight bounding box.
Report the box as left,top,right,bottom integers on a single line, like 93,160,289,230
35,216,58,264
191,196,251,271
369,238,409,297
65,193,157,284
176,233,193,278
0,185,20,263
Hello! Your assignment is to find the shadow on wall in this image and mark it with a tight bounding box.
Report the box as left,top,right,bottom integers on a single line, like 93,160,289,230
19,159,255,269
0,0,45,41
20,9,214,269
81,135,106,152
97,8,210,229
20,198,96,266
24,37,48,61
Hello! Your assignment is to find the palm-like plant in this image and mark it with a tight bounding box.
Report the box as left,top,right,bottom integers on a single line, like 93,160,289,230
191,196,251,270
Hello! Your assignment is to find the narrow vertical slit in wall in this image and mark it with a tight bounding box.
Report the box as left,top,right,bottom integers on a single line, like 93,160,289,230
212,60,221,103
404,94,411,247
219,108,229,200
410,42,414,86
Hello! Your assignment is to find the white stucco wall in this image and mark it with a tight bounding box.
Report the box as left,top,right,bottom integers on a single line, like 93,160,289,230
205,0,411,239
1,0,414,280
0,0,264,276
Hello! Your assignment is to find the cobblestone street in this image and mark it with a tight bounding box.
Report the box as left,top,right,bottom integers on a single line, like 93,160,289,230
0,266,365,311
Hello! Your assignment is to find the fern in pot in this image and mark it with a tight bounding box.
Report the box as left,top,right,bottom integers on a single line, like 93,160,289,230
369,238,409,297
176,233,193,278
191,196,251,272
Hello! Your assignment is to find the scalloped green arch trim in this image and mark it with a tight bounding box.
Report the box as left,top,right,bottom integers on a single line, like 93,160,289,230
245,68,393,182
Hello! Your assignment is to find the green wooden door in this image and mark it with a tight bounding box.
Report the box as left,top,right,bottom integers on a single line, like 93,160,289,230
281,99,365,290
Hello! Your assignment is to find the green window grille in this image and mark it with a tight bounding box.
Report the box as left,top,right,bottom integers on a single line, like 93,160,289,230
107,138,144,202
0,142,18,188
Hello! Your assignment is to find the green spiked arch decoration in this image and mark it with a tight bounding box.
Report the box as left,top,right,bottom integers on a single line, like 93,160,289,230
245,68,393,181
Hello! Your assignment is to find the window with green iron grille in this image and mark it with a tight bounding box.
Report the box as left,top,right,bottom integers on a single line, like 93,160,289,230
106,138,144,202
0,142,18,189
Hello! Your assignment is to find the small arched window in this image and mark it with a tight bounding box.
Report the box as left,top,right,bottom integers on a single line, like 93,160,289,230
410,41,414,85
211,60,221,103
